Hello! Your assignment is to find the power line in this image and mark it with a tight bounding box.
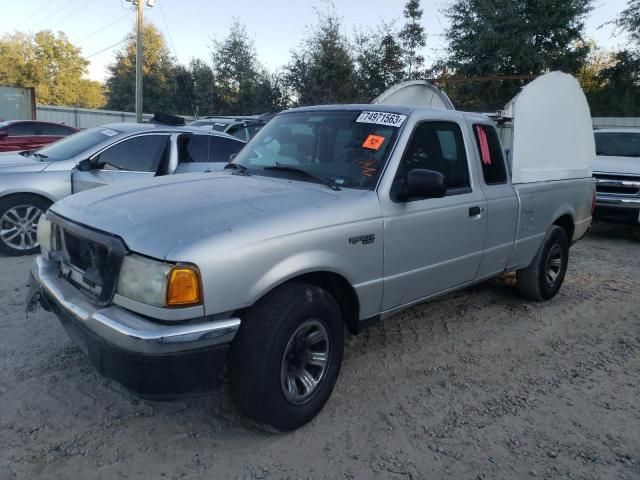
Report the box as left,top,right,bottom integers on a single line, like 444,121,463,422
50,1,92,30
22,0,53,24
157,1,197,117
85,38,128,59
77,12,133,42
32,0,78,30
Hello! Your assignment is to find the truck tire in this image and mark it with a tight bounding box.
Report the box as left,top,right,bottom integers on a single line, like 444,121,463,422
0,195,51,256
516,225,569,301
228,282,344,431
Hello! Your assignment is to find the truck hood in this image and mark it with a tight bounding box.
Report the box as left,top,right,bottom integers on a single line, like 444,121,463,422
594,155,640,176
0,151,48,172
51,172,361,259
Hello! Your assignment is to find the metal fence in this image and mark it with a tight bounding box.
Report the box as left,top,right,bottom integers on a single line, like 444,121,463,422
35,105,194,128
592,117,640,128
34,104,640,131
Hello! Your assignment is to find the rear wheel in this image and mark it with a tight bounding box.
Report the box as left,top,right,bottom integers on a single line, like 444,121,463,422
0,195,51,256
516,225,569,301
228,282,344,431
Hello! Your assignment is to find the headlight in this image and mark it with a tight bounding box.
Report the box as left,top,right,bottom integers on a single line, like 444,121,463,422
36,215,53,252
116,255,201,308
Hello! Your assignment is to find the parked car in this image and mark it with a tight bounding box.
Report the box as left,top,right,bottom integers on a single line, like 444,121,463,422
0,120,79,153
592,128,640,224
27,73,594,431
0,123,245,255
190,115,270,142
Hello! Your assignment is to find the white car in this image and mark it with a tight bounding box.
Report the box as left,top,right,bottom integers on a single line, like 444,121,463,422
593,128,640,224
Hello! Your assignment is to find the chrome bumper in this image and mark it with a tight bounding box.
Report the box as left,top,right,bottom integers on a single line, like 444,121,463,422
595,196,640,208
30,255,240,355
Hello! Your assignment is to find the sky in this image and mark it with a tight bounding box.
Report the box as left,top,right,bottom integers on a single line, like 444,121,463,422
0,0,630,82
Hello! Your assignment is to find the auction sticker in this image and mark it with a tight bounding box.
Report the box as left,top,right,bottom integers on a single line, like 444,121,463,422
101,129,118,137
356,111,406,127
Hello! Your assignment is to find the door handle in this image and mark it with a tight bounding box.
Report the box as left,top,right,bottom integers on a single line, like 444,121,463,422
469,206,483,217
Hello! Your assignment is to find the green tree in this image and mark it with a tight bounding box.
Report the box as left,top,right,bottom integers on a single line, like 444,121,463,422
589,50,640,115
354,23,405,101
105,23,179,114
0,30,104,108
285,10,357,105
443,0,592,110
399,0,427,79
615,0,640,46
188,58,220,117
210,20,263,115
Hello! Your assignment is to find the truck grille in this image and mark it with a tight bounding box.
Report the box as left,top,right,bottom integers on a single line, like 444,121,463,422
594,174,640,196
50,213,127,306
63,230,110,288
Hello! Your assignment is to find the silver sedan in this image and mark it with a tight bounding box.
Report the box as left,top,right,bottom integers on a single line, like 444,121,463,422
0,122,245,255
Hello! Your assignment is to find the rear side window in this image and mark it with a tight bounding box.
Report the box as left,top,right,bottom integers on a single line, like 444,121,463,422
6,123,37,136
400,121,470,192
96,135,169,172
473,124,507,185
179,134,244,163
40,124,76,136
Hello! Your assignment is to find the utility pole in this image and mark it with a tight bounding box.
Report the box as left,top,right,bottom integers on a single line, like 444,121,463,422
135,0,144,123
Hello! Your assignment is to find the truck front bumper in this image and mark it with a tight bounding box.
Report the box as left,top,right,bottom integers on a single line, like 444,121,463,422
28,255,241,398
594,195,640,224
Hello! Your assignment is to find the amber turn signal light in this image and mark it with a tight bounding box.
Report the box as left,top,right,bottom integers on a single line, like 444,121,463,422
166,267,201,306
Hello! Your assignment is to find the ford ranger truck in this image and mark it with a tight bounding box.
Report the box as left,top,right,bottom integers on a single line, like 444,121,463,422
27,72,595,431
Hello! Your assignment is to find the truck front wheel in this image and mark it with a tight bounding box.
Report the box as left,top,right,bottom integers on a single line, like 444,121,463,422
516,225,569,301
228,282,344,431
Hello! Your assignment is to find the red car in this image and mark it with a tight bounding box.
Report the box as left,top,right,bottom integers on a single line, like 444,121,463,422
0,120,79,153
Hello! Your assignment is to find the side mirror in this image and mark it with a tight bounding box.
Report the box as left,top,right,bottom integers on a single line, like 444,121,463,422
403,169,446,200
77,158,93,172
0,130,7,139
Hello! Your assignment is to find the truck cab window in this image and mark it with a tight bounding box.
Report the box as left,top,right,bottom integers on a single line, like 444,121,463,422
474,124,507,185
398,121,470,193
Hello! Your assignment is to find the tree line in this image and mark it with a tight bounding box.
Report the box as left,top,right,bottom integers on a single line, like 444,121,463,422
0,0,638,117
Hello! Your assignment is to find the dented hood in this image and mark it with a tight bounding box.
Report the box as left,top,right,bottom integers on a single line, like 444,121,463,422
50,172,354,260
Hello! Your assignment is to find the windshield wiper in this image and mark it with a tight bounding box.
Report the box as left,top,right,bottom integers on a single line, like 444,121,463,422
224,163,250,175
263,164,341,191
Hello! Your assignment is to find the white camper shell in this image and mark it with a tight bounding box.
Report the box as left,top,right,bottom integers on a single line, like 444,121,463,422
375,72,595,185
504,72,595,184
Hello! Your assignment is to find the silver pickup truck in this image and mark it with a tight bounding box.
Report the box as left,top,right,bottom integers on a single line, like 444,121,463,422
27,73,595,431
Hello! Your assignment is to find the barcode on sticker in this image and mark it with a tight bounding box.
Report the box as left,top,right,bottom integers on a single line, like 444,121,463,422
356,111,407,128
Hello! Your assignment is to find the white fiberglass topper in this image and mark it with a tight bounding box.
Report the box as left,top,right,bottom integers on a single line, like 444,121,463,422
504,71,595,184
375,72,595,184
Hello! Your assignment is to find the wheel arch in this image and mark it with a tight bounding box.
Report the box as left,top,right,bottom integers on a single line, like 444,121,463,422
249,270,361,335
552,213,575,242
0,190,57,206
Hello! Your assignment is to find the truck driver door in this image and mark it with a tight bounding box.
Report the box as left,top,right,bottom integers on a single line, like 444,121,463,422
379,119,487,311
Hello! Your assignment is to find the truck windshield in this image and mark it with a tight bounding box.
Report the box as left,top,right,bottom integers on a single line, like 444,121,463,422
595,132,640,157
34,127,121,161
232,110,403,190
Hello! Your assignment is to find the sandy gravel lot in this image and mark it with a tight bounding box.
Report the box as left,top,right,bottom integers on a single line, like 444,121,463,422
0,222,639,480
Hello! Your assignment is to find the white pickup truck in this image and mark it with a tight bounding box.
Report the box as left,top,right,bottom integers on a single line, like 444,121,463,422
28,72,595,431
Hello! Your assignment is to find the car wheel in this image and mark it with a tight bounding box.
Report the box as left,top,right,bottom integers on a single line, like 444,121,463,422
228,282,344,431
516,225,569,301
0,195,51,256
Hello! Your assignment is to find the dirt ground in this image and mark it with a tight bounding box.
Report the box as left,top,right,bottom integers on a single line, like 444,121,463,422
0,221,638,480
